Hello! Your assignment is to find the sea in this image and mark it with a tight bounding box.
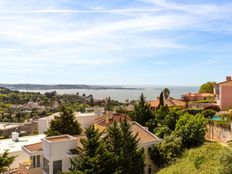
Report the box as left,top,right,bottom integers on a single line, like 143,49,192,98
19,86,199,102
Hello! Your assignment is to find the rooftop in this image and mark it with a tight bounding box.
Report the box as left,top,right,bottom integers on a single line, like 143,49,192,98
130,122,160,144
45,135,75,142
0,134,45,154
23,135,85,153
149,98,186,108
182,93,215,97
94,112,131,127
0,122,21,130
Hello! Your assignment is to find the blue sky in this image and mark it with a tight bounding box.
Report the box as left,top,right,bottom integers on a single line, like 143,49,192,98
0,0,232,86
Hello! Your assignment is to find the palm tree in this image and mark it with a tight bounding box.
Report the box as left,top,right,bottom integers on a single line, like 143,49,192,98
163,88,170,100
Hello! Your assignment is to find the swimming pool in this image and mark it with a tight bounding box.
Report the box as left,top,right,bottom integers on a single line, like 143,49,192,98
211,115,223,121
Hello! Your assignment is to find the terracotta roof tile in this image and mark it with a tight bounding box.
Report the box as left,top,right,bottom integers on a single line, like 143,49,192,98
149,99,186,108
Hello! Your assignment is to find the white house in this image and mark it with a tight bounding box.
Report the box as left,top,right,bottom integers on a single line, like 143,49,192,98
20,134,83,174
38,108,104,134
0,133,46,169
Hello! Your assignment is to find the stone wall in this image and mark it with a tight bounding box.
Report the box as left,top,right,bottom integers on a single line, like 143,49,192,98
206,123,232,143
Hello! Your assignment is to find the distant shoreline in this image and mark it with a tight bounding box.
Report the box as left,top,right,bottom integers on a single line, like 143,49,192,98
0,84,143,91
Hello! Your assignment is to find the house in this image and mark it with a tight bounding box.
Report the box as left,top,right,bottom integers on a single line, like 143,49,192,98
0,121,38,137
38,109,103,134
149,98,186,110
0,133,46,169
93,112,131,131
214,76,232,110
181,92,215,102
94,114,161,174
20,134,84,174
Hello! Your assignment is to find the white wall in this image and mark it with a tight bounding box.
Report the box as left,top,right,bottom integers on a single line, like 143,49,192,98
42,137,77,174
76,114,98,129
9,150,29,168
38,119,49,134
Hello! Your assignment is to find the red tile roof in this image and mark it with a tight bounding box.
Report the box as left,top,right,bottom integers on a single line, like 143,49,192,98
149,98,186,108
94,112,131,126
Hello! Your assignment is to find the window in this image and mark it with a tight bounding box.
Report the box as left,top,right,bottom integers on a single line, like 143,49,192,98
30,155,41,168
148,165,152,174
37,155,40,167
43,157,49,174
53,160,62,174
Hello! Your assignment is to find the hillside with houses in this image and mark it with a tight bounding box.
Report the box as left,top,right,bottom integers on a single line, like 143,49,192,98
1,76,232,174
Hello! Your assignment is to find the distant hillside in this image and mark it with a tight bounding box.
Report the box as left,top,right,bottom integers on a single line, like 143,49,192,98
158,142,227,174
0,84,142,90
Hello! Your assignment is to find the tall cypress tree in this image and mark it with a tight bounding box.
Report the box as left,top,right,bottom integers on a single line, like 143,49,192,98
158,92,164,108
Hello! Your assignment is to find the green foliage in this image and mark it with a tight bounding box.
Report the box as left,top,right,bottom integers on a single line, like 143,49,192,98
147,106,180,138
108,121,144,174
46,106,82,136
149,134,182,167
131,93,153,126
69,125,114,174
174,113,207,148
193,155,204,169
163,88,170,100
201,109,216,119
158,142,225,174
158,92,164,108
0,150,15,173
199,82,216,94
219,147,232,174
68,121,145,174
105,97,113,111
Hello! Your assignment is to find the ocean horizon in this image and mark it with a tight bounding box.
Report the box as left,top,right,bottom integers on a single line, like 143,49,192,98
19,86,199,102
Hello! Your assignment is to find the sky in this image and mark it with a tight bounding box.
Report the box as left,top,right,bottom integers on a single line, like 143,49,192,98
0,0,232,86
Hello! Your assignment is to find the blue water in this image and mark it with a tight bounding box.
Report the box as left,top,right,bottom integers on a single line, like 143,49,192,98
19,86,199,102
211,115,222,121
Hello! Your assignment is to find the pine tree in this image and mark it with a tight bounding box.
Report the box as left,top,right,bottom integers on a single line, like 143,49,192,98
0,150,15,173
131,93,153,126
106,121,145,174
70,125,114,174
46,106,82,136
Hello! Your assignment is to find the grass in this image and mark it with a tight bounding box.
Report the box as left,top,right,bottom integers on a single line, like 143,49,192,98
157,142,227,174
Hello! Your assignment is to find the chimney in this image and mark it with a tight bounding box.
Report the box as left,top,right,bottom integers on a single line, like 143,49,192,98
12,132,19,142
226,76,232,82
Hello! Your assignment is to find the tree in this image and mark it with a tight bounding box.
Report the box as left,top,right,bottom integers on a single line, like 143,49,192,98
158,92,164,108
131,93,153,126
174,113,207,148
106,121,145,174
105,97,113,111
70,125,114,174
201,109,216,119
149,134,182,167
199,82,216,94
0,150,15,173
66,121,144,174
88,95,94,107
163,88,170,100
147,107,180,138
46,106,82,136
